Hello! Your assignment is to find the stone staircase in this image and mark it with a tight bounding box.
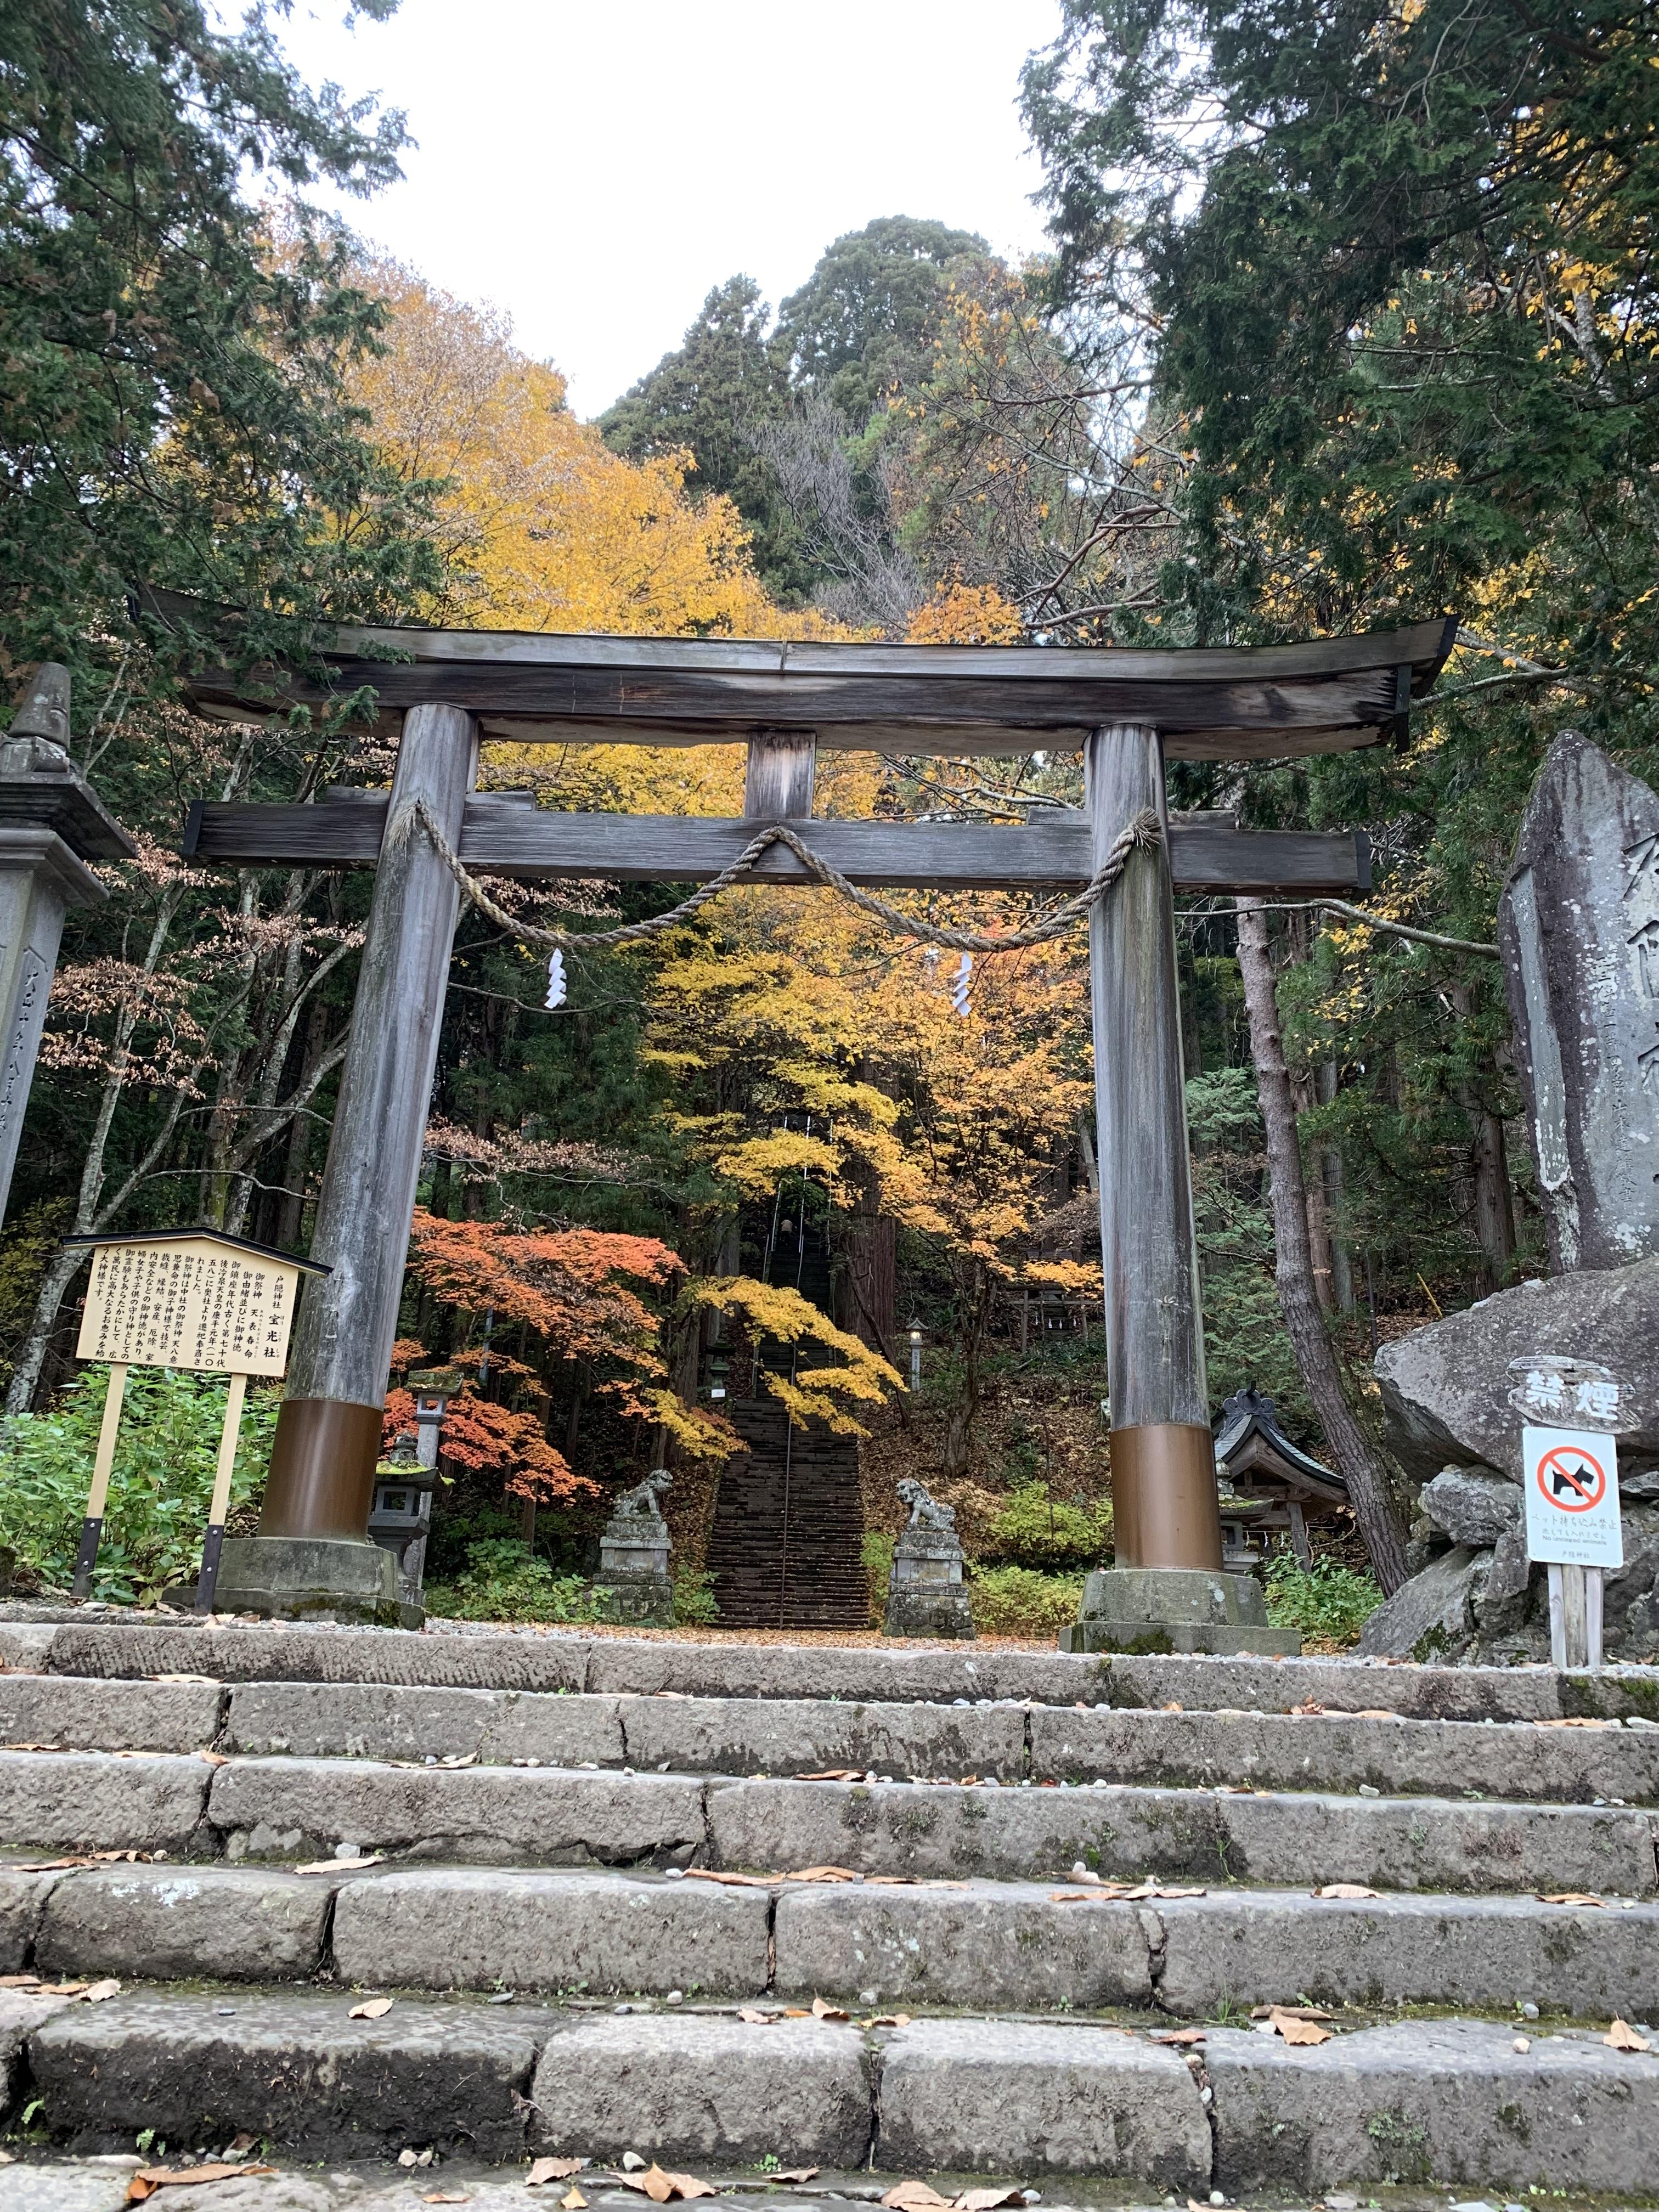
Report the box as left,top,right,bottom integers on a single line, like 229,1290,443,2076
704,1401,869,1629
0,1615,1655,2196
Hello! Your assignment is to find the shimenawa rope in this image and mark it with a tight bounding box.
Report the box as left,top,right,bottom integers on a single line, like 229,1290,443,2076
387,800,1163,956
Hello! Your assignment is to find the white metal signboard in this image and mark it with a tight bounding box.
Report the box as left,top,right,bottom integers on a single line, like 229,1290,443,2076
1523,1424,1623,1570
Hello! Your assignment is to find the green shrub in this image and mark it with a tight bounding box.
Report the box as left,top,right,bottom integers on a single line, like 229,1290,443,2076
425,1538,601,1624
862,1528,895,1621
968,1564,1084,1637
0,1367,279,1604
1264,1554,1383,1645
982,1482,1109,1572
672,1566,720,1625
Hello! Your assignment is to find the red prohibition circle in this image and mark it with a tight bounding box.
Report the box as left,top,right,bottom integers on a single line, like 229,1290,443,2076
1536,1445,1606,1514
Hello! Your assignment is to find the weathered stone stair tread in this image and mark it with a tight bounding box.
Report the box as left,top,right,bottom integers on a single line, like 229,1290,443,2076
15,1616,1659,1722
10,1855,1656,2019
7,1668,1659,1809
18,1989,1659,2189
1,1745,1652,1894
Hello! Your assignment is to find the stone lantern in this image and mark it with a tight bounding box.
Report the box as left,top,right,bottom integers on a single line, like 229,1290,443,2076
596,1470,675,1626
367,1431,437,1629
884,1480,973,1640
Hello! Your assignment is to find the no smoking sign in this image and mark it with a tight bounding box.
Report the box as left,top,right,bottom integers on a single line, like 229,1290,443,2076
1523,1424,1623,1568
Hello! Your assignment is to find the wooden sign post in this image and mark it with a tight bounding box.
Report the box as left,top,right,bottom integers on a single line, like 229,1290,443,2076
62,1229,326,1609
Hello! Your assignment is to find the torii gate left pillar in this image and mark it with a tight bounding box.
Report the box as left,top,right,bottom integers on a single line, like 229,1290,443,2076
214,703,477,1623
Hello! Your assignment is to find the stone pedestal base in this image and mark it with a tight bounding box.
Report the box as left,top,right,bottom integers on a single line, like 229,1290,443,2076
884,1583,974,1639
212,1536,400,1626
595,1570,675,1627
1058,1565,1300,1656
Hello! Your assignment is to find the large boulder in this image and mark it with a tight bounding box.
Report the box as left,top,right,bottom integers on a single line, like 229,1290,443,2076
1419,1467,1520,1549
1356,1547,1482,1663
1375,1258,1659,1488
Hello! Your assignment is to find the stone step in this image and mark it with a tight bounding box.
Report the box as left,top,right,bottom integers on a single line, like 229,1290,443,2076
12,1855,1657,2021
13,1986,1659,2191
6,1671,1659,1807
2,1747,1652,1894
14,1616,1659,1722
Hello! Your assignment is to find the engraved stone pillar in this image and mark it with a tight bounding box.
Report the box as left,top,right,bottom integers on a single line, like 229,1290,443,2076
1499,730,1659,1273
0,667,135,1230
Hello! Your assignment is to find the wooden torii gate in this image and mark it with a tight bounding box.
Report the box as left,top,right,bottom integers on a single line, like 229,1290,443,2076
171,605,1454,1618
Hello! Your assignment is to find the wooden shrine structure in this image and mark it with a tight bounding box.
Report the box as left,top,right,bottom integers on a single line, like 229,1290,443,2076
165,601,1455,1611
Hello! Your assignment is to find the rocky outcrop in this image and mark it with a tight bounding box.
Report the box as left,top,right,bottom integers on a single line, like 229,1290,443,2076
1375,1257,1659,1486
1359,1497,1659,1664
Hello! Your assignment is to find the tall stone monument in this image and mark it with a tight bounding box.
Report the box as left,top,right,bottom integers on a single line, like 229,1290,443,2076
0,667,134,1229
1498,730,1659,1272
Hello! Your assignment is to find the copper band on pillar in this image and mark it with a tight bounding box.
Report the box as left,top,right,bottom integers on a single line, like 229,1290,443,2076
259,1398,384,1541
1110,1423,1224,1571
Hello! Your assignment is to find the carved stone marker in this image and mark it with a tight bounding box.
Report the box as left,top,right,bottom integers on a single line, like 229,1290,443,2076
0,665,133,1229
1499,731,1659,1272
597,1469,675,1626
884,1479,973,1640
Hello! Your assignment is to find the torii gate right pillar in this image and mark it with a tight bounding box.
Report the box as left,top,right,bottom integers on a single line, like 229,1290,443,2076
1066,721,1297,1654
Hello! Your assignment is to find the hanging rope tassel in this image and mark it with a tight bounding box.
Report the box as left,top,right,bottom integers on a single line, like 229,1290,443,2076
387,802,1163,957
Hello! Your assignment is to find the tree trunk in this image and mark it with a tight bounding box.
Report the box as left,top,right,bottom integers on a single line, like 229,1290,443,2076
1234,898,1410,1593
1315,1062,1355,1313
1449,983,1516,1293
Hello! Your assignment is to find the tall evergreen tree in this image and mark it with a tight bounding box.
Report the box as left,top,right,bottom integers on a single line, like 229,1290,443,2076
0,0,443,693
599,277,806,599
778,215,989,427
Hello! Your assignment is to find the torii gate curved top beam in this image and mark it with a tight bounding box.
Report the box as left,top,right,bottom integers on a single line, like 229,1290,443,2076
150,589,1454,760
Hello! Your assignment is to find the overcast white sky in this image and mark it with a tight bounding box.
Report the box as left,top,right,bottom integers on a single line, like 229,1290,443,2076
271,0,1065,418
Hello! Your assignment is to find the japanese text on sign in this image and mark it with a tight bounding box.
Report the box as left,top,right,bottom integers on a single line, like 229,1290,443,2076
75,1238,301,1376
1522,1424,1624,1570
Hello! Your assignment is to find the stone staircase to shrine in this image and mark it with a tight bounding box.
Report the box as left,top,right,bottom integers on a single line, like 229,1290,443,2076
0,1614,1655,2196
704,1401,870,1629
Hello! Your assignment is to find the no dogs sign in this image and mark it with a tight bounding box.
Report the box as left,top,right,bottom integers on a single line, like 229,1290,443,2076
1523,1425,1623,1570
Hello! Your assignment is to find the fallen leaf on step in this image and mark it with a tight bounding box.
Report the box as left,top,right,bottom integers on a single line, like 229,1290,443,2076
881,2183,952,2212
1049,1891,1105,1904
562,2192,588,2209
811,1996,849,2019
1348,1709,1406,1722
781,2007,811,2018
154,1674,222,1686
795,1768,864,1782
1268,2008,1331,2045
609,2167,716,2202
294,1853,386,1875
1536,1716,1616,1729
195,1751,230,1768
858,2015,911,2028
127,2164,276,2199
527,2158,588,2185
422,2196,471,2205
38,1981,87,1995
80,1978,121,2003
1161,1702,1183,1713
4,1743,63,1753
1538,1892,1604,1908
772,2169,819,2185
438,1753,480,1768
0,1976,41,1988
1606,2018,1653,2052
1152,2029,1207,2045
349,1996,393,2019
786,1865,862,1883
953,2188,1025,2210
735,2008,776,2024
1314,1884,1381,1900
683,1869,776,1888
1289,1702,1325,1716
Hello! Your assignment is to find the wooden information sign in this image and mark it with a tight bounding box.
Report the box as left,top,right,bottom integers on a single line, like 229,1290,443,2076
61,1230,326,1611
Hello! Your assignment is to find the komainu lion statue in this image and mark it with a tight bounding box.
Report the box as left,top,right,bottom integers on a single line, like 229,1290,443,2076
612,1469,673,1521
896,1477,957,1534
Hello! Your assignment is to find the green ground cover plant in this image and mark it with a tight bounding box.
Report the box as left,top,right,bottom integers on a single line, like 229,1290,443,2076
0,1367,279,1604
1264,1555,1383,1646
